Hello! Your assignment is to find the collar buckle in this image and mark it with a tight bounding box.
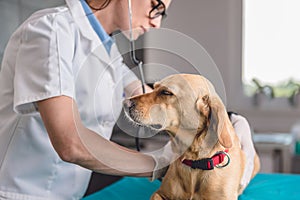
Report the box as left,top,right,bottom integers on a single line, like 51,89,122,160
191,158,214,170
182,150,230,170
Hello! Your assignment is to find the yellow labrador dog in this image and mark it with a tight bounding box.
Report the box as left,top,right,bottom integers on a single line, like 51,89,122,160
123,74,260,200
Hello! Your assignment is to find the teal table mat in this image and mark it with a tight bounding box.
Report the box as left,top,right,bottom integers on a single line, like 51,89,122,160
83,173,300,200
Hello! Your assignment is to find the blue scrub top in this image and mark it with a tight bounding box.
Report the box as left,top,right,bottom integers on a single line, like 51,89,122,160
80,0,114,54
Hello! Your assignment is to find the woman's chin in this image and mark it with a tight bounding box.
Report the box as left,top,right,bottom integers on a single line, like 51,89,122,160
121,29,143,41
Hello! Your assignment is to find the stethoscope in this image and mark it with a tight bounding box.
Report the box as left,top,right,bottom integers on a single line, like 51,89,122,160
127,0,146,151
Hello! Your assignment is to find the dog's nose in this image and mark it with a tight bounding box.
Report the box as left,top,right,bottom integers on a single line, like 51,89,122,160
123,99,135,109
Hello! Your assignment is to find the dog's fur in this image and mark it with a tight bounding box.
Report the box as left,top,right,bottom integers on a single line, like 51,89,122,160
124,74,260,200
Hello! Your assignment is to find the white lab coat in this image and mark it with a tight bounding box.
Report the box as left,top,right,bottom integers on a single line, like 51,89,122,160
0,0,137,199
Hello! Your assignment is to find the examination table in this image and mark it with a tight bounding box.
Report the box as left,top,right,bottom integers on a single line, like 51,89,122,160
83,173,300,200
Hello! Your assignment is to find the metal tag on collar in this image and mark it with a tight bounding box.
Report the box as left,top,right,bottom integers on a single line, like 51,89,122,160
215,151,231,169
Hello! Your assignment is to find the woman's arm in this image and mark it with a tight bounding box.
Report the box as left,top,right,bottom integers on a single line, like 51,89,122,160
37,95,155,176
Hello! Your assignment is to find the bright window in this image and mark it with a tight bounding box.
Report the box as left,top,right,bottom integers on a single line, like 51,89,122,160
243,0,300,98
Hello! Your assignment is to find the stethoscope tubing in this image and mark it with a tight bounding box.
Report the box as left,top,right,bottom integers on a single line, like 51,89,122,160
127,0,146,151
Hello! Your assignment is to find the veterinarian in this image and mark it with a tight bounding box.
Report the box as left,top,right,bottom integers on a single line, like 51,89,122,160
0,0,170,199
0,0,256,199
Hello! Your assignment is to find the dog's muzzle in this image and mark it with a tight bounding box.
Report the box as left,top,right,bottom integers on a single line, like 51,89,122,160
123,99,163,130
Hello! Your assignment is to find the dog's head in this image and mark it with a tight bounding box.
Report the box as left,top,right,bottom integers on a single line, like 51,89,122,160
123,74,233,149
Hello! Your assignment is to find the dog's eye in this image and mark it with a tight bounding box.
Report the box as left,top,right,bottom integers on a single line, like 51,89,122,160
160,90,173,96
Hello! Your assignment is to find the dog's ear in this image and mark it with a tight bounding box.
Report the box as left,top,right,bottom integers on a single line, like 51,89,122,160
196,95,210,117
197,95,233,148
209,95,233,148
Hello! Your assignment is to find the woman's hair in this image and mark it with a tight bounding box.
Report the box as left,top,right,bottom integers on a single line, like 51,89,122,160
85,0,112,11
